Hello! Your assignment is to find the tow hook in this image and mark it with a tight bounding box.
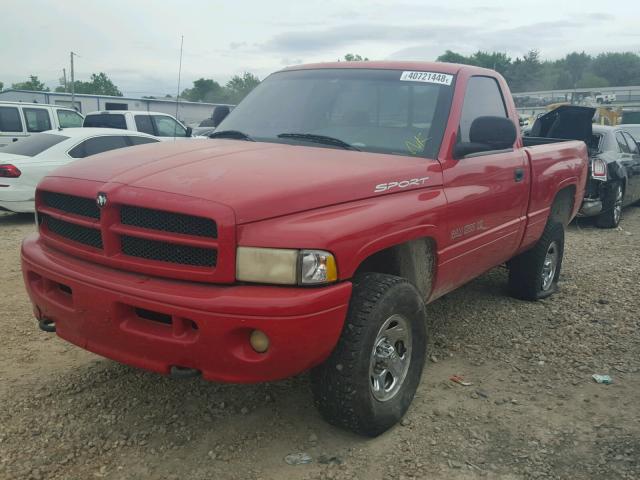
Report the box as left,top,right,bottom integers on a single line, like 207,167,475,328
38,317,56,333
169,365,201,379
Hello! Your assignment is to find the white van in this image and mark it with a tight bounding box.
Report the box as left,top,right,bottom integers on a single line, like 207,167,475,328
83,110,193,140
0,101,84,148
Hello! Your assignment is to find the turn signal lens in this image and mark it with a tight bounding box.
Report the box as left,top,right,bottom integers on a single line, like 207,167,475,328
299,250,338,285
0,164,21,178
249,330,270,353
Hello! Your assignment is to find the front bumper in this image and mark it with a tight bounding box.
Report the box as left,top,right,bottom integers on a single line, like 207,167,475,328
21,233,352,383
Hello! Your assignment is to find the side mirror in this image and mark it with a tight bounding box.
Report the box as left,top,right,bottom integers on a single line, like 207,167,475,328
185,126,193,137
211,106,230,127
454,116,517,159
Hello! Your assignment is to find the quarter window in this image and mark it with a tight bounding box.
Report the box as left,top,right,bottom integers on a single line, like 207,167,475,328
57,110,83,128
615,132,631,153
68,136,130,158
459,76,507,142
152,115,187,137
128,136,159,146
622,132,639,155
0,106,23,132
23,108,52,132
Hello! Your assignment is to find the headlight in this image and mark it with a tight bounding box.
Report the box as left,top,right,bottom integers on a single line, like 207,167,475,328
236,247,337,285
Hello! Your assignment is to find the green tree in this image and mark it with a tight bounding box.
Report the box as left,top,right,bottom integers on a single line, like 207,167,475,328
343,53,369,61
71,73,122,96
436,50,472,64
0,81,3,91
592,52,640,86
577,73,609,88
12,75,49,91
224,73,260,104
471,51,512,77
181,78,224,102
564,52,591,88
507,50,542,92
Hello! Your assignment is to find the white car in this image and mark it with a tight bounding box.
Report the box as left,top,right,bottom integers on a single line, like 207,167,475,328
83,110,193,141
0,101,84,148
0,128,159,213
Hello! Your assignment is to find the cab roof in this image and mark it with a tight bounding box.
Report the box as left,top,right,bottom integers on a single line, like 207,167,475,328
281,61,498,77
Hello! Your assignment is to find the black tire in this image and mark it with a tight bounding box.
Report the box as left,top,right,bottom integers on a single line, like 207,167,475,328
508,222,564,301
595,182,623,229
310,273,427,437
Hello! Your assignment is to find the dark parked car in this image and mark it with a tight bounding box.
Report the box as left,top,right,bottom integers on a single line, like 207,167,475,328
526,106,640,228
580,125,640,228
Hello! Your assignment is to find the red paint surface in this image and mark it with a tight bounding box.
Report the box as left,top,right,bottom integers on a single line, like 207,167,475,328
22,62,588,383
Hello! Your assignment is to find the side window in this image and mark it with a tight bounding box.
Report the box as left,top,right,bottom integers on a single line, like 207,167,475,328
0,107,23,132
128,136,159,146
459,76,507,142
57,110,83,128
622,132,639,155
134,115,155,135
152,116,186,137
615,132,631,153
23,108,52,132
69,136,129,158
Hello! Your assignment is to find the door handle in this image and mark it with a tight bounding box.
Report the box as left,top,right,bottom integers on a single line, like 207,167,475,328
514,168,525,182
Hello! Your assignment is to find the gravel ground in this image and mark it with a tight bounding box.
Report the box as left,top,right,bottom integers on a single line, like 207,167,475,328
0,208,638,480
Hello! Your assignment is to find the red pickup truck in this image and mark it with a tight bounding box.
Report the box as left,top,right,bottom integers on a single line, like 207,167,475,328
21,62,588,436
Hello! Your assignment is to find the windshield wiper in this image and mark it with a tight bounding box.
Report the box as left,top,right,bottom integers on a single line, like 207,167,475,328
277,133,360,151
209,130,254,141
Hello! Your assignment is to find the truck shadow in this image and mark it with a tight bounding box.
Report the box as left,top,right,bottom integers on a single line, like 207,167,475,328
0,212,34,225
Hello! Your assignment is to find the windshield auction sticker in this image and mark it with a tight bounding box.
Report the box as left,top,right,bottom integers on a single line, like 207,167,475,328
400,71,453,85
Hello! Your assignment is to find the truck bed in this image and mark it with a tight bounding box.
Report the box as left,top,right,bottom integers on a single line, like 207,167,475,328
518,140,589,252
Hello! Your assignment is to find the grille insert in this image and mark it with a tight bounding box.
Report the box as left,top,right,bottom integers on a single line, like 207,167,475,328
120,206,217,238
121,235,217,267
42,191,100,219
43,215,103,249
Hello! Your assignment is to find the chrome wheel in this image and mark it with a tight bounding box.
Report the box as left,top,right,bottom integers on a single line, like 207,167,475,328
541,241,559,291
369,314,412,402
613,185,623,225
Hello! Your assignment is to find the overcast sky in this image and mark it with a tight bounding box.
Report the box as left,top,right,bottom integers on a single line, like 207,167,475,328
3,0,640,96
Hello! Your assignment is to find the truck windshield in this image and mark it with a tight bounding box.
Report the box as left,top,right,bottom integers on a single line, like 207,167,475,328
216,68,455,158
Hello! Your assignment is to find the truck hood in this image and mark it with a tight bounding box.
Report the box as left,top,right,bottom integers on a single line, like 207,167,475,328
47,139,441,224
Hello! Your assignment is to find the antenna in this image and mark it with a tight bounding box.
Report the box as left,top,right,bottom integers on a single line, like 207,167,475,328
70,51,80,111
174,35,184,138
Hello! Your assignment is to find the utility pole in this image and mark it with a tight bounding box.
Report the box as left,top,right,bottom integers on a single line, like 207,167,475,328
62,68,67,92
70,51,76,110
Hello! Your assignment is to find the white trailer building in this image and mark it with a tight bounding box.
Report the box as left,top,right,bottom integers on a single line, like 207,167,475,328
0,89,232,126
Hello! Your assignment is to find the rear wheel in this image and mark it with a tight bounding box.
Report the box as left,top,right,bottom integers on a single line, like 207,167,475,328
596,182,623,228
311,273,426,437
509,222,564,301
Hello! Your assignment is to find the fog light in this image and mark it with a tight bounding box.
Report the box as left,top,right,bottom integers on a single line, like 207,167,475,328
249,330,270,353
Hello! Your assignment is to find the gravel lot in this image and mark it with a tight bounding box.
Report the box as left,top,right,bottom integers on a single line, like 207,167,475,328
0,208,638,480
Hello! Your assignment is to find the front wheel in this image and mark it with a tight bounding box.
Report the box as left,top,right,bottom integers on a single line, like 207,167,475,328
311,273,427,437
596,182,623,228
508,221,564,301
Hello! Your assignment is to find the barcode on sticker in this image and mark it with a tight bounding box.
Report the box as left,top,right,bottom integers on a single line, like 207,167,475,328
400,71,453,85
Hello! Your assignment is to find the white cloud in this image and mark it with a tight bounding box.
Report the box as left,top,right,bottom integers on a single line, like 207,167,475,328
1,0,639,96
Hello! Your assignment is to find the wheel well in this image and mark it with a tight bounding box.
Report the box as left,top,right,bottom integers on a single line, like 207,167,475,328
549,186,576,226
353,238,435,300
